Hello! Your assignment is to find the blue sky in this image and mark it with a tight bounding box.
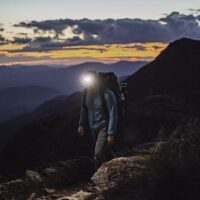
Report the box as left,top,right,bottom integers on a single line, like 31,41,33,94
0,0,200,23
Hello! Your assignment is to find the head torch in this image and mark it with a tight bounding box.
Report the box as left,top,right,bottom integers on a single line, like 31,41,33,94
81,72,97,87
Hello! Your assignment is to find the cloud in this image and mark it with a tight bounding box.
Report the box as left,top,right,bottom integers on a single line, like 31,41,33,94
0,53,72,65
0,35,7,45
0,54,46,64
123,44,147,51
10,11,200,52
9,37,63,52
8,36,107,53
188,9,200,13
0,23,4,32
152,45,163,50
11,37,32,44
14,19,76,34
14,18,170,43
160,12,200,39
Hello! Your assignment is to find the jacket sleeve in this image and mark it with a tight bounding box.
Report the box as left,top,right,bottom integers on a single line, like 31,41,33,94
104,89,118,135
79,90,88,126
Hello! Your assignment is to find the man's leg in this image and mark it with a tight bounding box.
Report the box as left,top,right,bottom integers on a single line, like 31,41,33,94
94,127,107,168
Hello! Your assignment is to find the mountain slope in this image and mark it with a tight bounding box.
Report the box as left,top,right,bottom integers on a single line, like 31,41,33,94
0,85,61,123
0,94,68,154
126,38,200,112
0,61,147,94
0,92,94,177
0,38,199,178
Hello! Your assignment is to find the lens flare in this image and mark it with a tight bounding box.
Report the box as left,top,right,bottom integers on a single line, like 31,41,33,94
81,74,95,87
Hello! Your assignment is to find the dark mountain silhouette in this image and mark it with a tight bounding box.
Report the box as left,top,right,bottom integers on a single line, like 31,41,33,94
0,38,200,178
0,86,62,123
0,92,94,178
0,94,68,154
0,61,147,94
122,38,200,144
126,38,200,112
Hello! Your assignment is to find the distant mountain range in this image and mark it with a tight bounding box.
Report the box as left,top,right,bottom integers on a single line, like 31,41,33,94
0,61,147,94
0,86,62,123
1,38,200,178
0,61,146,123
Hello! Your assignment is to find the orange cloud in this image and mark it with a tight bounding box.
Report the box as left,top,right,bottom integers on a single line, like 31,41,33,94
0,42,167,65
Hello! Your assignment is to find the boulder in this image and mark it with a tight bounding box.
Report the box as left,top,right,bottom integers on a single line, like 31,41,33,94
26,169,43,184
0,179,28,200
56,190,93,200
91,121,200,200
91,155,150,199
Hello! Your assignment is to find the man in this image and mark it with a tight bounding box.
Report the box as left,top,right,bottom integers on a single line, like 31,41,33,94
78,70,118,168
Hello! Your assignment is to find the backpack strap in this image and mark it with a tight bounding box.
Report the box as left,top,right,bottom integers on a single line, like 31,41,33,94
99,87,109,121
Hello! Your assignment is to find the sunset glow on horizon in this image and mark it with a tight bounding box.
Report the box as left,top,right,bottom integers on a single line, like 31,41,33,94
0,0,199,66
0,42,167,66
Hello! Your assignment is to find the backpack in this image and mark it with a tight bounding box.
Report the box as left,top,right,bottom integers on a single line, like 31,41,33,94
82,72,128,133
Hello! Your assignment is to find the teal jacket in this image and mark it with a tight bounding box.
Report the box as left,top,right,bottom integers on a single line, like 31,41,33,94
79,88,118,135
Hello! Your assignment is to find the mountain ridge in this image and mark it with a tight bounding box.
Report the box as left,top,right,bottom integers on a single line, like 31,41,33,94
0,61,147,93
126,37,200,112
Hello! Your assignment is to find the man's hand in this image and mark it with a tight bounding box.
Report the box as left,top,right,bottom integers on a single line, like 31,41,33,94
78,126,84,136
107,135,114,146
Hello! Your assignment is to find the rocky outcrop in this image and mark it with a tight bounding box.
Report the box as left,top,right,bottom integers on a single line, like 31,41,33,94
91,150,155,200
0,157,94,200
91,120,200,200
1,120,200,200
92,155,150,190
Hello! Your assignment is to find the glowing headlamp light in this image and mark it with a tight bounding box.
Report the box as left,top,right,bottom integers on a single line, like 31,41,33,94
82,74,96,86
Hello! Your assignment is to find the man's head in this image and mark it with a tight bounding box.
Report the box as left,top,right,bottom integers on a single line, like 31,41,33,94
82,70,98,89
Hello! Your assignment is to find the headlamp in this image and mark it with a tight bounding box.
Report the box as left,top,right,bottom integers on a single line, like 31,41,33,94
81,73,96,87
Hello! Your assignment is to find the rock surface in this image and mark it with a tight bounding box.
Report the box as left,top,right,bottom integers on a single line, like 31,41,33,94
1,120,200,200
0,157,94,200
92,155,150,191
91,120,200,200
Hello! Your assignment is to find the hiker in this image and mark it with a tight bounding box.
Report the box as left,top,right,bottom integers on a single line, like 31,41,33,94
78,70,118,168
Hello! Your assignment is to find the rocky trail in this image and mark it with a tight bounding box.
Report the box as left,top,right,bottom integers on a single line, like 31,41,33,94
1,120,200,200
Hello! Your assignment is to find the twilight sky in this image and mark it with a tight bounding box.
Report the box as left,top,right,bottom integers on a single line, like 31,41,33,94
0,0,200,65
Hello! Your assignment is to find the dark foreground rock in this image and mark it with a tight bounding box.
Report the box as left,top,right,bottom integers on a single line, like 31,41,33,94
91,120,200,200
0,157,94,200
1,120,200,200
43,157,95,187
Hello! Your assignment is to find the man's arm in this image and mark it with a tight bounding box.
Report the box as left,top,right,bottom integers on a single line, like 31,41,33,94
78,90,88,136
104,89,118,135
79,89,88,126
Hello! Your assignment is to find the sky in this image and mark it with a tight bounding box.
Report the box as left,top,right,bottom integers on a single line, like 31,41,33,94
0,0,200,66
1,0,200,22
